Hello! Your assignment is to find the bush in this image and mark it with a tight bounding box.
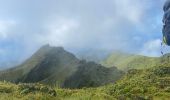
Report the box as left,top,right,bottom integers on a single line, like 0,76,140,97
17,83,56,96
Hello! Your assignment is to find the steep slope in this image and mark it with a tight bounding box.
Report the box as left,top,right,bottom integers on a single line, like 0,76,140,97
101,52,160,70
0,45,124,88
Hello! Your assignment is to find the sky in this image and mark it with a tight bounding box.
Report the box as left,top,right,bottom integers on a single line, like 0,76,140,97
0,0,167,66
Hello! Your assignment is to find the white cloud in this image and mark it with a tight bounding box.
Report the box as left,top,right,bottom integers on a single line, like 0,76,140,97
36,18,79,46
0,20,16,39
114,0,144,24
140,39,162,57
32,0,148,50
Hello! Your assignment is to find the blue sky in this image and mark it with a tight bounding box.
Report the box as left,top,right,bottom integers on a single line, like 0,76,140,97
0,0,167,65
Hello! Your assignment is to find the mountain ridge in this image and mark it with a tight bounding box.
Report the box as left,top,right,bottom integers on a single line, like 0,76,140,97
0,44,124,88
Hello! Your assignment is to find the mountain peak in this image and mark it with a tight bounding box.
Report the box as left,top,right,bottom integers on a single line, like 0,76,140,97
40,44,64,50
36,44,65,56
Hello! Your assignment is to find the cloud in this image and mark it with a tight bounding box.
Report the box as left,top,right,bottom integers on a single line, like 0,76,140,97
140,39,162,57
30,0,149,51
37,18,80,46
15,0,147,51
0,20,16,39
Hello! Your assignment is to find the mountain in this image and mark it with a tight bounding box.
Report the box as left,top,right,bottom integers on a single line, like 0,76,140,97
0,44,80,85
101,52,161,70
0,44,124,88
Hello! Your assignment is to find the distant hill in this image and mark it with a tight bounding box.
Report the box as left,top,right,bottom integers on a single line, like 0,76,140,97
0,44,124,88
101,52,162,70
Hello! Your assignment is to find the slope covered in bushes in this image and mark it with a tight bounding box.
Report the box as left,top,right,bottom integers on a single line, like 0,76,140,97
101,63,170,100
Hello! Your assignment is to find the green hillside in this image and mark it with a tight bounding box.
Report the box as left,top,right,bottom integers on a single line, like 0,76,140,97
101,52,160,70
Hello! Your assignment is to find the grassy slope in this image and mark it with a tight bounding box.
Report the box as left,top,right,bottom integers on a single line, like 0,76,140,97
101,52,160,70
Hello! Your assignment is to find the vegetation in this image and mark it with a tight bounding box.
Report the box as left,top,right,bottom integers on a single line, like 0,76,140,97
0,62,170,100
101,62,170,100
0,81,58,100
0,81,116,100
